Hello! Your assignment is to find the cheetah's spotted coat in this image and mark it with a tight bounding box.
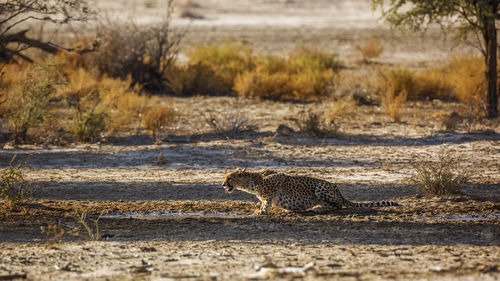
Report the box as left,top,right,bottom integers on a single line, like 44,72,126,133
222,169,399,214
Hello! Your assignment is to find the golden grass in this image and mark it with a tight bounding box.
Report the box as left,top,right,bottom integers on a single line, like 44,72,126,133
141,101,178,142
324,95,357,123
440,55,485,104
355,37,384,63
234,48,338,101
382,88,407,122
171,41,254,96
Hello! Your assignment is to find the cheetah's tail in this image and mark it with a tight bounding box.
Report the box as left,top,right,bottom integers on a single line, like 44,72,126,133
344,200,400,208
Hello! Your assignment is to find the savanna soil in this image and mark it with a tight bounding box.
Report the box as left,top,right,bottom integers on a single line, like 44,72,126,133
2,0,500,280
0,97,499,280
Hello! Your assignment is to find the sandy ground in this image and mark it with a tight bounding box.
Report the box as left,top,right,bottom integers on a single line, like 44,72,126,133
0,97,499,280
2,0,500,280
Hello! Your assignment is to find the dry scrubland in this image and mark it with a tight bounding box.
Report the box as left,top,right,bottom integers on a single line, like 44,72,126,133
0,0,499,280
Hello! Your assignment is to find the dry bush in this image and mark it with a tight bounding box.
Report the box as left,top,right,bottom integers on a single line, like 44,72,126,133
141,101,178,142
355,37,384,63
413,69,451,100
168,63,228,96
375,67,451,102
324,95,357,123
204,99,254,139
415,55,489,107
289,47,341,72
1,156,31,208
443,55,485,104
170,42,253,96
55,0,184,94
410,151,468,196
1,64,59,143
234,48,339,101
382,89,407,122
66,91,107,142
441,111,463,132
234,56,291,100
376,68,413,122
56,66,154,136
290,110,338,138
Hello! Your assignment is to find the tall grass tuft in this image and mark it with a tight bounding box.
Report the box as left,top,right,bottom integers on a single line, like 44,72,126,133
141,101,178,142
355,37,384,63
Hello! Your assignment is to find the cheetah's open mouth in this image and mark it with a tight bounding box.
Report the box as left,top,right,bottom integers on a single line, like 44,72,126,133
224,182,235,193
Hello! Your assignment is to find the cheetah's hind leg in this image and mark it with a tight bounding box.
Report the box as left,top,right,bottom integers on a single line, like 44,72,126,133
312,202,342,214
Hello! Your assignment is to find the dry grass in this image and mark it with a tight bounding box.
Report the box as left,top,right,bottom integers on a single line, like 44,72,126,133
375,68,412,122
355,37,384,63
324,95,357,123
381,89,407,122
234,47,339,101
204,99,254,139
171,42,253,96
1,64,59,143
442,55,485,104
141,101,178,142
233,56,291,100
290,109,339,138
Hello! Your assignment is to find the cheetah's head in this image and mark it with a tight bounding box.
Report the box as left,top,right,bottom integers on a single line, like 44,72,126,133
222,169,253,193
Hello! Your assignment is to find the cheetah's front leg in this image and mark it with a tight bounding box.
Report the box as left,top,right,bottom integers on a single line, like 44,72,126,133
254,200,271,215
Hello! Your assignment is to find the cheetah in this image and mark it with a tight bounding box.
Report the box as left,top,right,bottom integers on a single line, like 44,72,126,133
222,169,399,214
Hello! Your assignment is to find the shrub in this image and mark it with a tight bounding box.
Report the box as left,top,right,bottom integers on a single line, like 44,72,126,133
1,156,31,208
68,104,107,142
59,0,184,94
289,47,341,72
171,42,253,96
141,101,178,142
381,88,407,122
375,67,452,102
290,110,338,138
410,151,469,196
68,208,102,241
324,95,357,123
168,63,228,96
355,37,384,63
1,64,58,143
205,99,254,139
60,69,107,142
234,57,291,100
234,48,339,101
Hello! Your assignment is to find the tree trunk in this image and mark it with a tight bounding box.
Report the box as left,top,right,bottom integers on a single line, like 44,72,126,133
484,1,499,118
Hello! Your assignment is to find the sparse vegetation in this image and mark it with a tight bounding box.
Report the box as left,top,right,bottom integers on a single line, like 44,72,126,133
410,151,469,196
373,0,499,118
234,47,339,101
69,209,102,241
355,37,384,63
40,222,69,247
290,110,338,138
205,99,254,138
324,96,357,124
0,156,31,208
1,64,59,143
141,102,178,142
